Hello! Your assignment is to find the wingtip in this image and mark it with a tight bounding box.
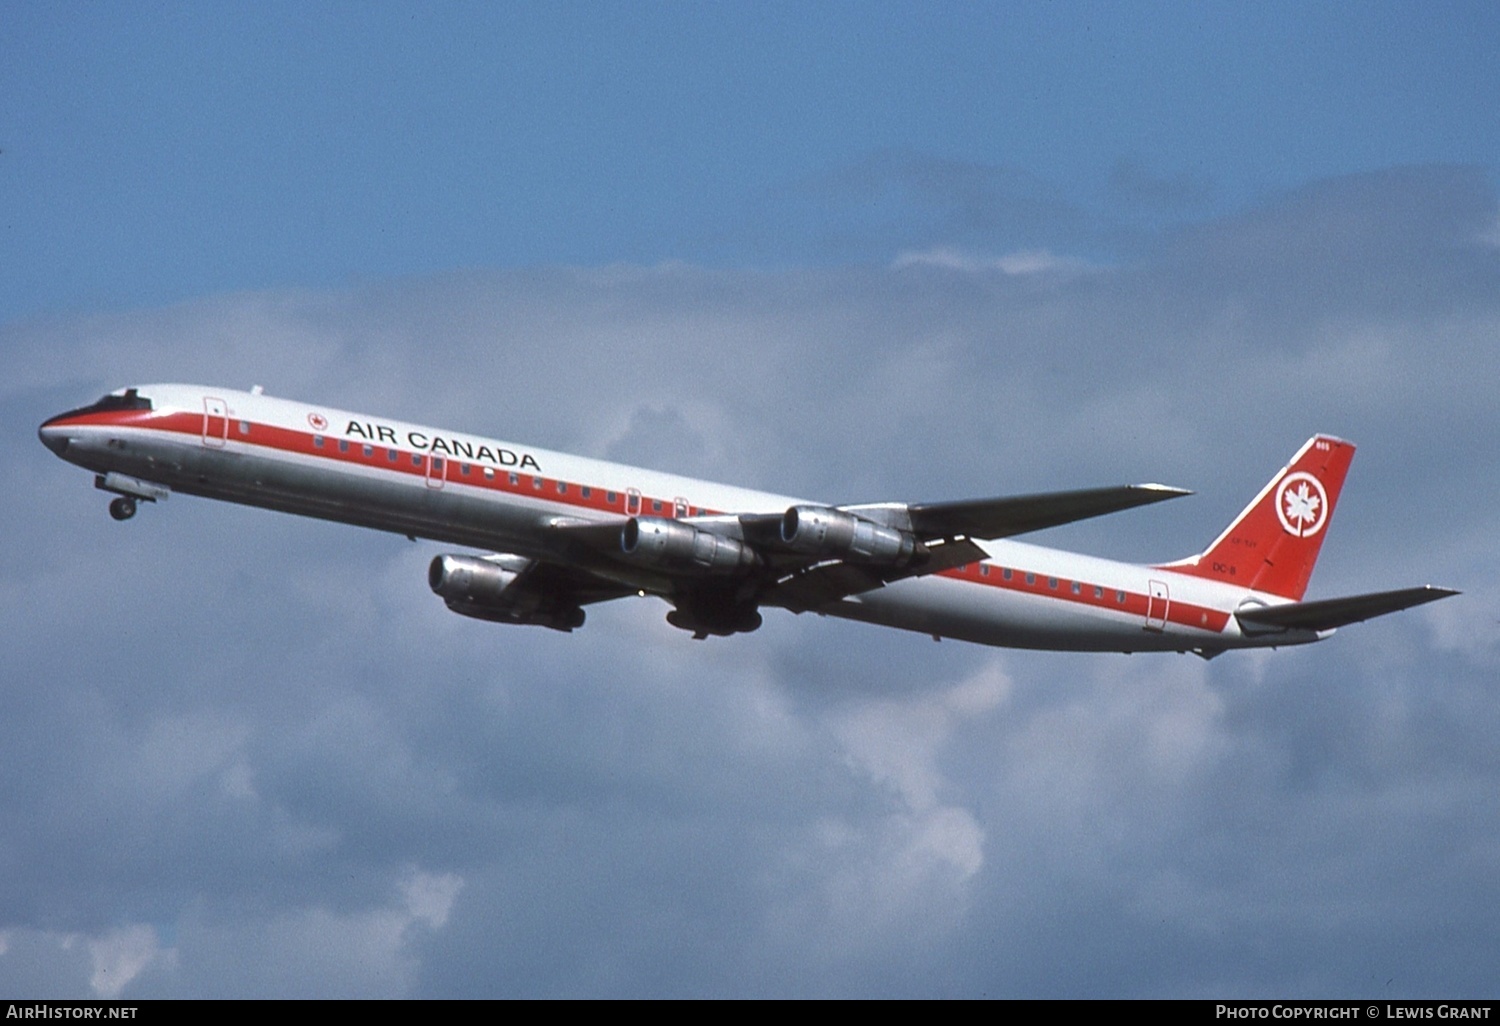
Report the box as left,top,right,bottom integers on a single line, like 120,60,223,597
1135,483,1194,498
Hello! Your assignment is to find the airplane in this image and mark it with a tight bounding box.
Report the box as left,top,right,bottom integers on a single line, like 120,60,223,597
38,384,1456,657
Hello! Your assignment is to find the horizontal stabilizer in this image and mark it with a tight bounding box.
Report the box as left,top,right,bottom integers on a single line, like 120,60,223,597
1235,586,1458,632
852,484,1191,542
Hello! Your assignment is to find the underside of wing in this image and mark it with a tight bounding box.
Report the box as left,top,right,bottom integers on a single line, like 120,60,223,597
513,558,640,606
765,537,988,612
1235,585,1459,632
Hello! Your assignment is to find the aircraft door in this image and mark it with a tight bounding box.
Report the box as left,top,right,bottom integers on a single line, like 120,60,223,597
425,454,446,489
202,397,228,447
1145,579,1170,632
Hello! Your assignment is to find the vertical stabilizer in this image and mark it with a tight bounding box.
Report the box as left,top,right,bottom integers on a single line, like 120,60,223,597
1160,435,1355,600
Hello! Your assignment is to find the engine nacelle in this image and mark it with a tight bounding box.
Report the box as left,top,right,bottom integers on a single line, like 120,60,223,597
780,505,921,566
428,553,585,631
429,553,527,604
620,517,759,573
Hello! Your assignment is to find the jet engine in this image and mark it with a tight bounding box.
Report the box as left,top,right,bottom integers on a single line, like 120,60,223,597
428,553,585,631
779,505,921,565
619,516,759,573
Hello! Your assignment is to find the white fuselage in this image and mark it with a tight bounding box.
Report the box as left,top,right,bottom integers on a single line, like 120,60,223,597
39,384,1322,654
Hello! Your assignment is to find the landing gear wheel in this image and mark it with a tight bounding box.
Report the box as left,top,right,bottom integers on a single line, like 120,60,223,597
108,496,137,521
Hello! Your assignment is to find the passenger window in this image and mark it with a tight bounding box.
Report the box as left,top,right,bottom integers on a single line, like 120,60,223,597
1002,568,1012,581
387,450,398,462
980,565,990,577
1025,573,1036,585
1116,591,1126,604
314,436,324,448
651,499,663,513
238,421,250,435
1094,586,1104,599
339,439,349,453
412,454,422,466
557,481,567,494
533,476,543,490
484,467,495,479
1071,581,1081,594
581,486,592,499
363,444,373,457
1048,578,1058,589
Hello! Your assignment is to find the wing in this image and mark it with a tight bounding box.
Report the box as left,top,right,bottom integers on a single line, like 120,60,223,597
542,484,1192,630
762,484,1191,611
842,483,1193,540
1235,585,1459,632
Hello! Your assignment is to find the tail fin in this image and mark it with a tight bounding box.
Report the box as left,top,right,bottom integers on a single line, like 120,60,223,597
1160,435,1355,600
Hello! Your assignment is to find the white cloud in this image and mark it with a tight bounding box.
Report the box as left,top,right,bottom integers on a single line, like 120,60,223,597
790,662,1013,942
158,869,464,998
0,925,169,1000
891,246,1093,276
833,660,1010,815
88,926,163,999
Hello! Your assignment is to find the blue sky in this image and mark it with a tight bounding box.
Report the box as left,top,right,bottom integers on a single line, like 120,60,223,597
4,2,1499,998
7,3,1497,312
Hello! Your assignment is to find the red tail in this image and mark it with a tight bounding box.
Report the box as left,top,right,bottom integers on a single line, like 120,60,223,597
1161,435,1355,600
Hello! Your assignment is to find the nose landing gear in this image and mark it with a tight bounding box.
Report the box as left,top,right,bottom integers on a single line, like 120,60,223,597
94,473,167,520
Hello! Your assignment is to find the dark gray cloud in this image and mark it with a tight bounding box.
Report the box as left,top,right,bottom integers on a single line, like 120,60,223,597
2,166,1496,996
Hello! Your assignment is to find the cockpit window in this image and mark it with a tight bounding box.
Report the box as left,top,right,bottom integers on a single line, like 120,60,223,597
52,388,154,421
94,388,153,411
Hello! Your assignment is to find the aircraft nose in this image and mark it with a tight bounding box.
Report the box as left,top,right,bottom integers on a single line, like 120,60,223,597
38,416,72,456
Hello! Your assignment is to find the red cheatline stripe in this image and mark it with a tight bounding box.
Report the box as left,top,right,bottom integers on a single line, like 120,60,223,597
936,562,1230,633
62,408,1230,635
